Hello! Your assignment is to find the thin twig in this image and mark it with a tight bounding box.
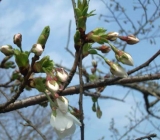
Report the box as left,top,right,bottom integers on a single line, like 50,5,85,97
65,20,75,57
0,89,47,140
17,111,47,140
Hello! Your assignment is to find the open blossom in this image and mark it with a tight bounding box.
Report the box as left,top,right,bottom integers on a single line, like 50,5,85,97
56,68,68,82
31,44,43,56
50,96,81,139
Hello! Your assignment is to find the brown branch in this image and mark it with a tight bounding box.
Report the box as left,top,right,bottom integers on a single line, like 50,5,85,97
128,49,160,75
135,133,157,140
1,73,160,113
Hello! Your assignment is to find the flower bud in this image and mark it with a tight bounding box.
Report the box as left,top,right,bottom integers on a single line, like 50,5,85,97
106,32,119,41
31,44,43,56
13,33,22,47
56,68,68,83
110,44,133,66
116,52,134,66
37,26,50,49
46,79,59,93
92,60,97,68
0,45,14,56
96,45,111,53
119,35,139,45
107,61,128,78
3,61,16,69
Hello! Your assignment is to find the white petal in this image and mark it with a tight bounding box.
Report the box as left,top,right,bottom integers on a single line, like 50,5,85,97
47,81,59,92
66,112,81,126
54,123,76,139
57,96,68,114
50,109,73,131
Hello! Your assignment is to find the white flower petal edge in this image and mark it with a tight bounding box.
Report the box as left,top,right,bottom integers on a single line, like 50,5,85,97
56,96,68,114
50,109,81,139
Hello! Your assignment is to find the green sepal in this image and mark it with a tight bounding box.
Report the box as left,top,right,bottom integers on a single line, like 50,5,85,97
37,26,50,48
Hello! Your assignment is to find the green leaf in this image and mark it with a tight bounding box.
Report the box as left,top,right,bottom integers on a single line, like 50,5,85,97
75,8,82,18
37,26,50,48
83,43,92,55
34,77,46,92
74,30,81,44
88,49,97,54
33,56,54,73
14,49,29,67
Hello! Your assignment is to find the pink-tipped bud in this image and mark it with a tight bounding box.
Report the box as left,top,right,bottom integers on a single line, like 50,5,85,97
46,79,59,93
31,44,43,56
13,33,22,47
119,35,139,45
96,45,111,53
56,68,68,83
106,32,119,41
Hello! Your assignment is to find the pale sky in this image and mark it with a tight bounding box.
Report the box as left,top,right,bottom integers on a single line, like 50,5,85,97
0,0,160,140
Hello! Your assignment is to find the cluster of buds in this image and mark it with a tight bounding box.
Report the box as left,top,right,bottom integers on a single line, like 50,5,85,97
46,68,68,93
